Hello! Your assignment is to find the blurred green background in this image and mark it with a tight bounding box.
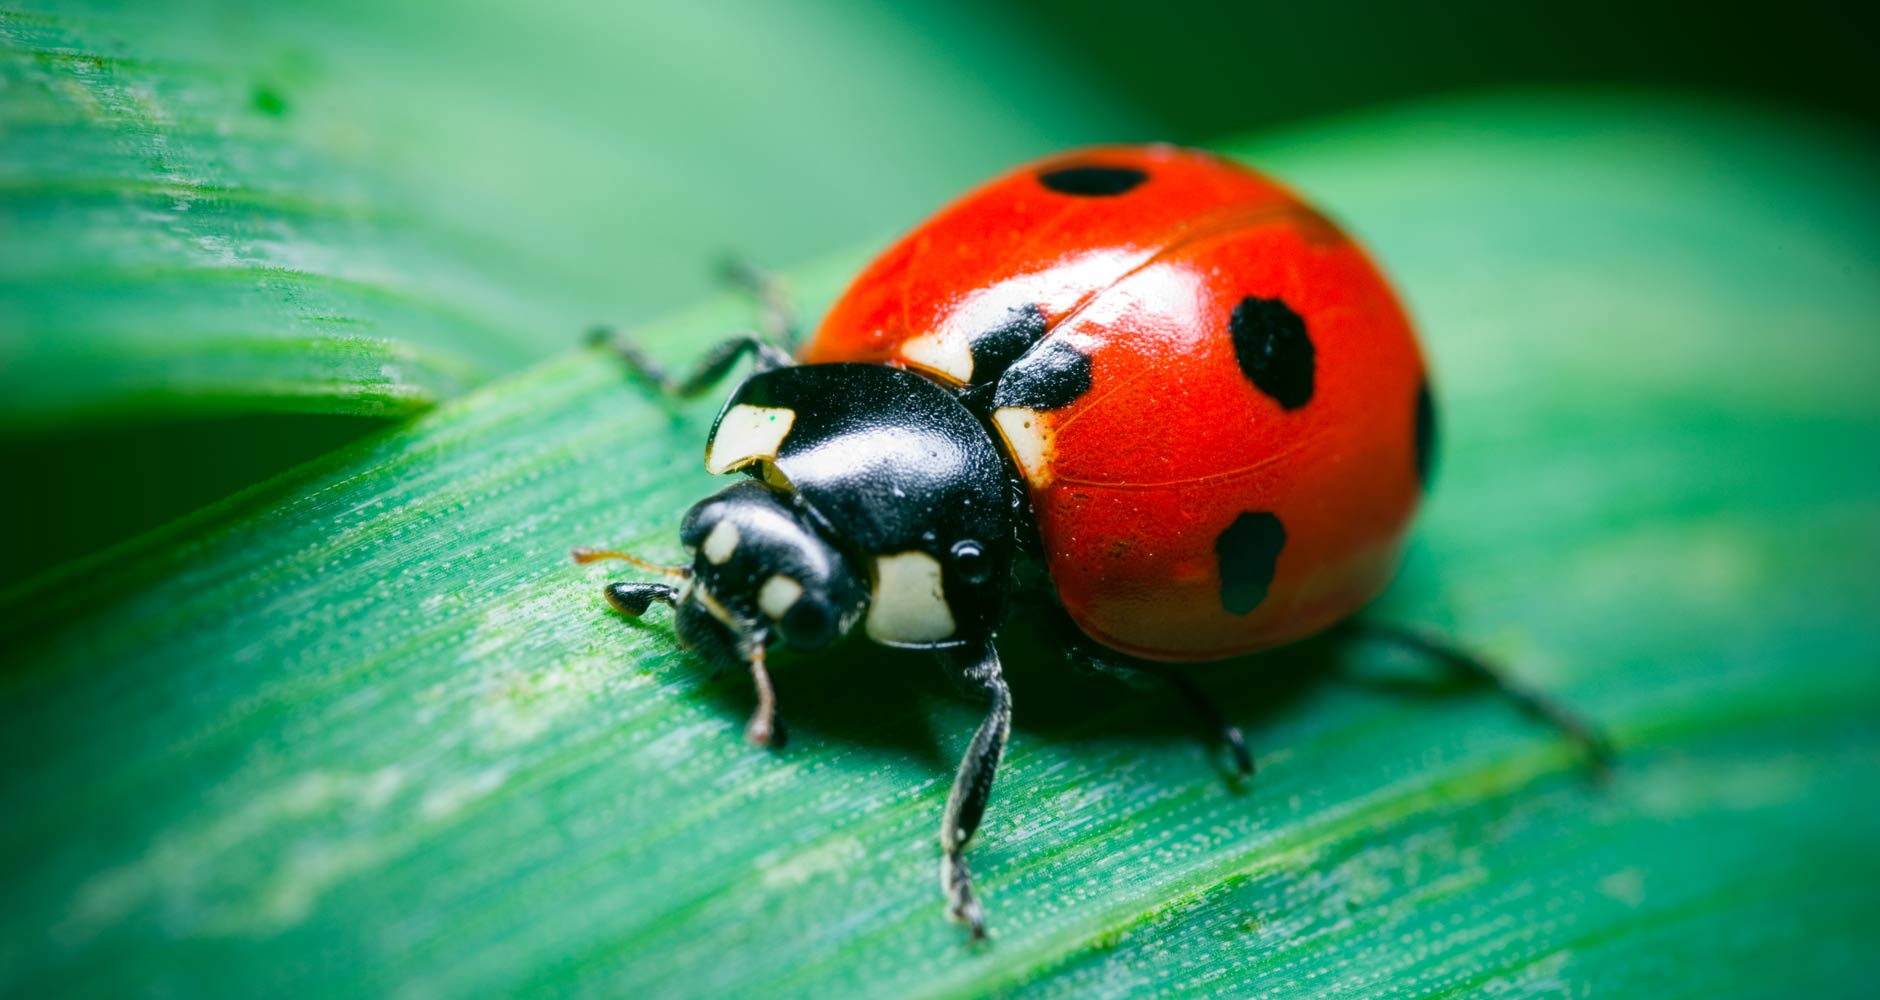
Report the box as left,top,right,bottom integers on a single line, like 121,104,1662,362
2,1,1878,998
5,0,1878,582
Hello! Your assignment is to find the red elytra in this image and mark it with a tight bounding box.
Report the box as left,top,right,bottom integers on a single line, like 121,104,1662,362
802,144,1430,661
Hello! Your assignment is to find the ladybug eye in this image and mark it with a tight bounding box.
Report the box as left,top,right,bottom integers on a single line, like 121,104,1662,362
782,600,835,649
951,540,991,585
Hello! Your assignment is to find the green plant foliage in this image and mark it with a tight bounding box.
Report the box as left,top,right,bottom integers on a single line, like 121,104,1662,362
0,0,1141,430
0,0,1142,584
3,95,1876,997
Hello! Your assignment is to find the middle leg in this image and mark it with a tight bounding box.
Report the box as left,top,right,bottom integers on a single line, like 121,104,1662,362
1047,607,1253,777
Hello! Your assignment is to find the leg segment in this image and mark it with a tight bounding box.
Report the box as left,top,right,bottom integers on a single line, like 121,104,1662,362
1048,607,1252,777
717,256,800,348
589,257,797,396
937,641,1012,941
1335,621,1613,771
587,327,792,399
1088,657,1254,777
743,642,785,748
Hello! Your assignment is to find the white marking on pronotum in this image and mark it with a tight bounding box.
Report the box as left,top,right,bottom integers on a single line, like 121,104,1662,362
702,521,740,565
706,404,796,475
990,406,1052,488
757,575,804,619
899,331,975,385
865,551,956,644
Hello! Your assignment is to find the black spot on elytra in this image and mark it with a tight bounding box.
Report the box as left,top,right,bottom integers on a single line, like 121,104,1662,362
1038,165,1148,197
968,304,1049,383
1229,296,1314,410
992,338,1092,411
1216,512,1286,615
1414,380,1437,488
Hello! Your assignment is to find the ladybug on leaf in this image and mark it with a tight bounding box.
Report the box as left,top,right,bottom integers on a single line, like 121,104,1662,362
577,145,1607,940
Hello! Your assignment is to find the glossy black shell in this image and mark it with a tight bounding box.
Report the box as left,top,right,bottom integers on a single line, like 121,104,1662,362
708,364,1014,644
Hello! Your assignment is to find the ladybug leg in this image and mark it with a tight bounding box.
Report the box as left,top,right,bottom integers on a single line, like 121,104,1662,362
936,641,1012,942
587,327,793,399
716,255,800,349
1334,621,1613,773
742,641,785,748
1075,651,1254,778
586,256,795,392
1045,608,1253,777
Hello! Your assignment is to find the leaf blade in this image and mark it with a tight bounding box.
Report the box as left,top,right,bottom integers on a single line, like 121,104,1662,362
3,94,1878,998
0,1,1144,430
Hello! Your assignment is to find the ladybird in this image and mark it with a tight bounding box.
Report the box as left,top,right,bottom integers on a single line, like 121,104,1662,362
579,145,1605,940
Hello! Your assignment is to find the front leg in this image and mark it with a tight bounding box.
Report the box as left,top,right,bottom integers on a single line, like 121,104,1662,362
742,641,784,748
587,328,793,399
936,641,1012,941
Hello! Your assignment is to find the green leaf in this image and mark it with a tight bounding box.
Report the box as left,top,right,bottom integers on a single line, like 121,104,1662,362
0,0,1143,583
3,94,1876,997
0,0,1143,430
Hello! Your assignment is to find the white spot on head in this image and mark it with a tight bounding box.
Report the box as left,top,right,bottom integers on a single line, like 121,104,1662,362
991,406,1053,488
757,575,804,619
706,404,795,475
702,520,740,565
864,551,955,644
899,331,975,384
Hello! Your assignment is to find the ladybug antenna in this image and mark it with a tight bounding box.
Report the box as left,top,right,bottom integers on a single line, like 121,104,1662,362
570,546,691,580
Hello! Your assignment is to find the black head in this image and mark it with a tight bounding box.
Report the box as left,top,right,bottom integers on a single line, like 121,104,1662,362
672,479,869,666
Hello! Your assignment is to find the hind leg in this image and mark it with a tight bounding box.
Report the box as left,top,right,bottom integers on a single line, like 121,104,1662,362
1336,620,1613,771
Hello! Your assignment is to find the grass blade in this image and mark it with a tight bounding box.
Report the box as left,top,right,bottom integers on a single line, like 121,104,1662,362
2,94,1876,998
